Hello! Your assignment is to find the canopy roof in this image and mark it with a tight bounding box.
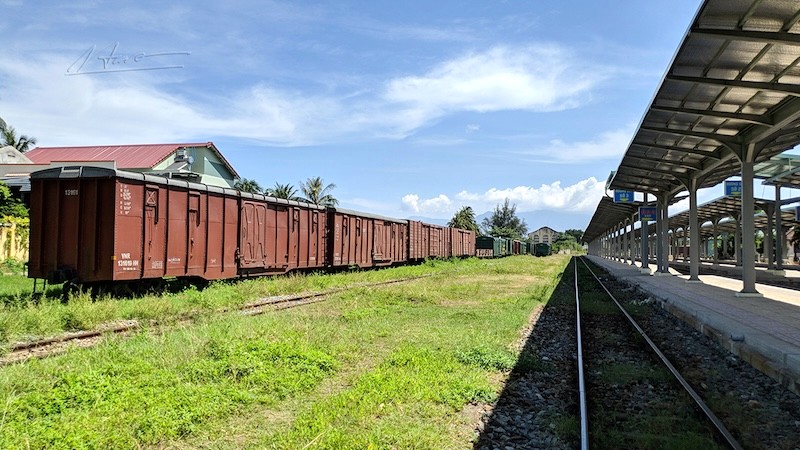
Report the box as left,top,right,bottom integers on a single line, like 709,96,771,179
756,154,800,187
581,196,642,243
667,196,772,229
609,0,800,196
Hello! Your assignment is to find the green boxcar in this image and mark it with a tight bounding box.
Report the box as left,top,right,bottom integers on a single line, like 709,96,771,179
533,243,550,257
476,236,502,258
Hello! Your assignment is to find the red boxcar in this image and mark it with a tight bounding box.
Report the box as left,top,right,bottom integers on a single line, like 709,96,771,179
409,221,453,259
28,166,239,285
327,207,407,268
450,228,476,258
238,194,327,275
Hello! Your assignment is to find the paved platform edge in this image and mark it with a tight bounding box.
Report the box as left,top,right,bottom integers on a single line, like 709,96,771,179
586,256,800,396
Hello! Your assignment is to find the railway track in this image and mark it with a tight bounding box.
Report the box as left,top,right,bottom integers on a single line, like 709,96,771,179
574,256,740,449
0,274,434,366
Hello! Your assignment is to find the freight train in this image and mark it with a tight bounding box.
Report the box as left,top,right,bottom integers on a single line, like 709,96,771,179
27,166,477,294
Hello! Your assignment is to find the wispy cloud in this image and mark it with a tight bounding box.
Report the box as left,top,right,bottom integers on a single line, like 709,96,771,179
518,127,634,163
0,43,606,147
401,177,606,218
383,45,604,134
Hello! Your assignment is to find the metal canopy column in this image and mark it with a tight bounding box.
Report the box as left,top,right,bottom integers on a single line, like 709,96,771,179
655,198,663,272
738,156,760,296
775,185,784,273
656,194,670,275
640,194,650,274
629,215,636,266
622,221,628,264
688,179,701,282
712,219,719,267
765,205,774,271
734,215,741,266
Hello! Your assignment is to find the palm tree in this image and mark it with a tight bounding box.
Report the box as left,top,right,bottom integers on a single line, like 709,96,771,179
269,182,302,201
300,176,338,206
233,178,262,194
0,117,37,153
448,206,479,233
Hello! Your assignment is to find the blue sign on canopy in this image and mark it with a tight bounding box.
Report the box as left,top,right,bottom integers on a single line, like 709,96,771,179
725,180,742,197
614,190,634,203
639,206,657,222
796,206,800,222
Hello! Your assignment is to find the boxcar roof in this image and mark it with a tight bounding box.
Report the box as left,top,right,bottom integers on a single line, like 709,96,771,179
30,166,239,196
329,207,409,224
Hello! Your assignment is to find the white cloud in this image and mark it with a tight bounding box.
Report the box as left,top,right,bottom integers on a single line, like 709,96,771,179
520,127,634,163
401,193,453,214
465,123,480,133
383,45,603,133
403,176,606,217
0,43,604,147
0,54,351,146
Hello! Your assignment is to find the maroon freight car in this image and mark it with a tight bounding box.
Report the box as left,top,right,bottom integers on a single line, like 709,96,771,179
408,220,454,259
327,207,408,268
28,166,476,293
450,228,476,258
238,194,327,275
28,166,239,287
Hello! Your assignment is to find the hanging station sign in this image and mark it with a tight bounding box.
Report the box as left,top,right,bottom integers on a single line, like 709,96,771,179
725,180,742,197
639,206,657,222
614,190,634,203
796,206,800,221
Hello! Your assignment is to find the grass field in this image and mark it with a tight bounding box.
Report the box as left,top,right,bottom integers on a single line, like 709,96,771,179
0,255,570,449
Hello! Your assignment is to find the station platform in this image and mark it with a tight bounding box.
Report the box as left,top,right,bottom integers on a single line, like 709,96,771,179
585,255,800,394
668,260,800,289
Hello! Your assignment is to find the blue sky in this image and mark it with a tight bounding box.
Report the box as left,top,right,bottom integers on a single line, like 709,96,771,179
0,0,731,231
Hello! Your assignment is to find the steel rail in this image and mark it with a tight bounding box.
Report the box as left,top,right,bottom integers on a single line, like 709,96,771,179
2,274,437,366
573,257,590,450
577,256,743,450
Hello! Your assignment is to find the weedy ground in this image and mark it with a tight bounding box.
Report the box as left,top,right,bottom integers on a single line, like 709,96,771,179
0,255,569,449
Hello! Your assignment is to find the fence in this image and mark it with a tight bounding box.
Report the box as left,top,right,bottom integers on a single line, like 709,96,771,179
0,220,29,263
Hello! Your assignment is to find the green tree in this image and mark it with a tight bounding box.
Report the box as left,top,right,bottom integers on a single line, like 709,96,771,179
448,206,480,233
563,228,584,242
300,176,338,206
233,178,263,194
269,182,302,201
481,198,527,239
0,117,37,153
0,181,28,217
551,233,584,254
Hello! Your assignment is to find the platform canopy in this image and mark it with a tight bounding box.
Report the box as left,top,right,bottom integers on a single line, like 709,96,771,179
756,154,800,188
608,0,800,197
581,196,641,243
696,205,800,237
667,196,772,230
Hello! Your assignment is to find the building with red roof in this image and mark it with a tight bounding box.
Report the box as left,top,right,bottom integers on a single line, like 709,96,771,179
17,142,239,188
